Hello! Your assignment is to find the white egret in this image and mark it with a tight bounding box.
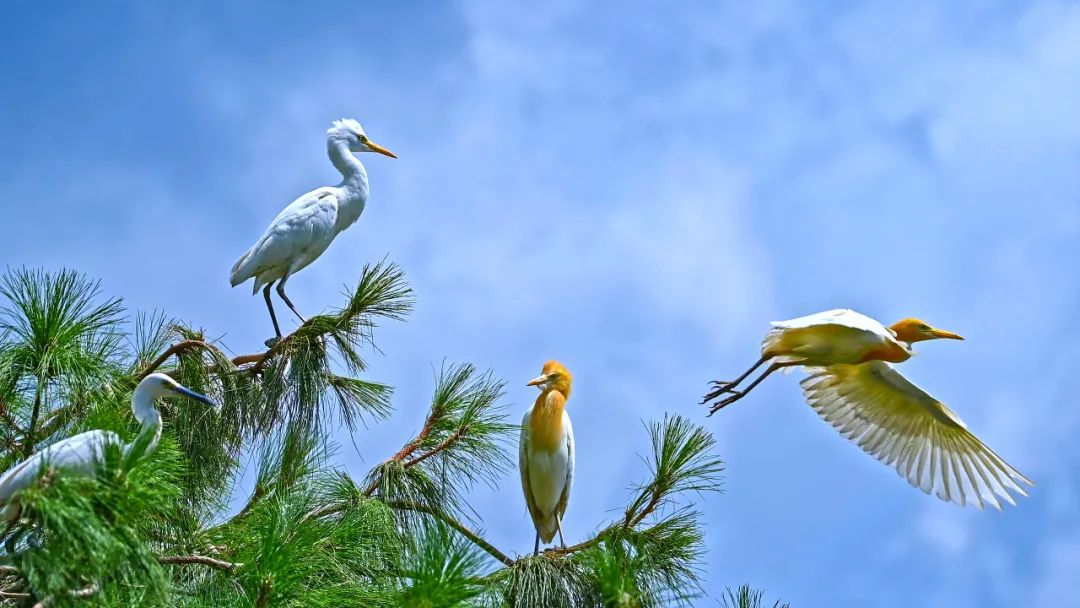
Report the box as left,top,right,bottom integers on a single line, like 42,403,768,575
0,373,217,519
230,118,396,339
519,360,575,555
703,309,1032,509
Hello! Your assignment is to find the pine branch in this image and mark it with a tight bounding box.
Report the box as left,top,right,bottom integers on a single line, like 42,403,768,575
385,500,514,567
134,339,215,380
158,554,240,571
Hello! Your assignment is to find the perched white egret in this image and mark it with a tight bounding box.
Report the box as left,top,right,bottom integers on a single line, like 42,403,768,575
0,373,217,519
230,118,396,339
703,309,1032,509
519,360,575,555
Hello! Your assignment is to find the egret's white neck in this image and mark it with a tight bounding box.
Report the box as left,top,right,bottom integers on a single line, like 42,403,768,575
328,139,368,191
131,387,164,456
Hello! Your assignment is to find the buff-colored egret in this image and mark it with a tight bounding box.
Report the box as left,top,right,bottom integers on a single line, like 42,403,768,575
0,373,217,519
703,309,1032,509
519,360,575,555
230,118,396,339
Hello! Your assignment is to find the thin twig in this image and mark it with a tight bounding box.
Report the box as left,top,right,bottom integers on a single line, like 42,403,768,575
31,581,100,608
158,555,240,571
135,340,214,380
403,427,465,469
361,413,440,496
384,500,514,567
544,488,664,558
231,484,268,521
390,415,436,462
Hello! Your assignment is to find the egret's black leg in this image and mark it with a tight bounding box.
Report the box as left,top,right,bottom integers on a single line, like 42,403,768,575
533,532,540,556
276,275,306,323
702,355,769,404
706,361,800,416
263,283,283,339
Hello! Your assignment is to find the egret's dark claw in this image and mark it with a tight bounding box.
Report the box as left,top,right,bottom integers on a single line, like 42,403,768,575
264,337,281,349
701,381,739,404
707,391,745,416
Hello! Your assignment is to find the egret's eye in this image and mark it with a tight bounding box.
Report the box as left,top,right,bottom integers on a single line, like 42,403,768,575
919,324,931,331
357,133,367,142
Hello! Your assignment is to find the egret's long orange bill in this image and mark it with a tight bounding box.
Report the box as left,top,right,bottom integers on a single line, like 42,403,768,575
930,328,964,340
526,375,548,387
367,141,397,158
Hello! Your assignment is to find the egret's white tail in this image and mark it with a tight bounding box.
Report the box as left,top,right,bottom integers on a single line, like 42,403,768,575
229,249,254,287
535,514,558,544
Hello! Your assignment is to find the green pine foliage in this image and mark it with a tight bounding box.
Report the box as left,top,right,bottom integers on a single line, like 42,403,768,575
0,264,785,607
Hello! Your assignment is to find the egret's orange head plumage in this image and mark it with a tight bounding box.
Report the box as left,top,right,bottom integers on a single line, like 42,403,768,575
890,318,964,343
528,360,573,397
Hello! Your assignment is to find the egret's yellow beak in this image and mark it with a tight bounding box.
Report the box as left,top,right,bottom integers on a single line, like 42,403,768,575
366,140,397,158
928,327,964,340
527,374,549,387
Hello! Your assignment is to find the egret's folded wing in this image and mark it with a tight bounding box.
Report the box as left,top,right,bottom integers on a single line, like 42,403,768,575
518,410,543,525
800,362,1032,509
556,412,574,519
231,190,339,285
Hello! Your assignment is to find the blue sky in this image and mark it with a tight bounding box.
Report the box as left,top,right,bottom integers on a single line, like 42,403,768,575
3,1,1079,605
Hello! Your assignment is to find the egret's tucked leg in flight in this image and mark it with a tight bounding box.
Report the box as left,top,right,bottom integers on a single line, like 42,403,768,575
519,360,575,556
703,354,768,401
230,118,396,341
0,373,218,520
704,360,801,411
702,309,1032,509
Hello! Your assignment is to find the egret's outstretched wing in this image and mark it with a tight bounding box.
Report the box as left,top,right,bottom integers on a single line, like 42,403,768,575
555,411,574,519
230,189,339,288
800,362,1032,509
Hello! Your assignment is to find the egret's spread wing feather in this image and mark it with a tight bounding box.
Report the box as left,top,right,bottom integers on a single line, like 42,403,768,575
230,189,340,288
556,412,574,519
800,362,1032,509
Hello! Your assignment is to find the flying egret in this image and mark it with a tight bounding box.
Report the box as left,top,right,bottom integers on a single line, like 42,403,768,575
230,118,396,339
519,360,575,555
0,373,217,520
702,309,1032,509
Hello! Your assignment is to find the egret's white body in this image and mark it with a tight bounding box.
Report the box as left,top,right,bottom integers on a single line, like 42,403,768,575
519,361,575,554
705,309,1032,510
0,373,216,519
230,118,395,338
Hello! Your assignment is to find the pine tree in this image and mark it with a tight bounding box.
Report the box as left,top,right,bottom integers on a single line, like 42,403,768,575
0,265,786,607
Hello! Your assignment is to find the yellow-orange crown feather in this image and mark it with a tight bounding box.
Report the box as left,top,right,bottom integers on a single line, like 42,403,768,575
540,360,573,397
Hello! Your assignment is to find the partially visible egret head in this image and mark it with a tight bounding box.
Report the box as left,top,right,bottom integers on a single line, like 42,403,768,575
889,318,964,343
527,360,573,397
135,373,219,412
328,118,396,158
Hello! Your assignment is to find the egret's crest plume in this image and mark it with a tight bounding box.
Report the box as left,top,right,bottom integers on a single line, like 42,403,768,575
329,118,365,137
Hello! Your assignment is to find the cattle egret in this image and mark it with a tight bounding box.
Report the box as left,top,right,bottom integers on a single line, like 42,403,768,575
0,373,217,519
519,360,575,555
230,118,396,339
703,309,1033,509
